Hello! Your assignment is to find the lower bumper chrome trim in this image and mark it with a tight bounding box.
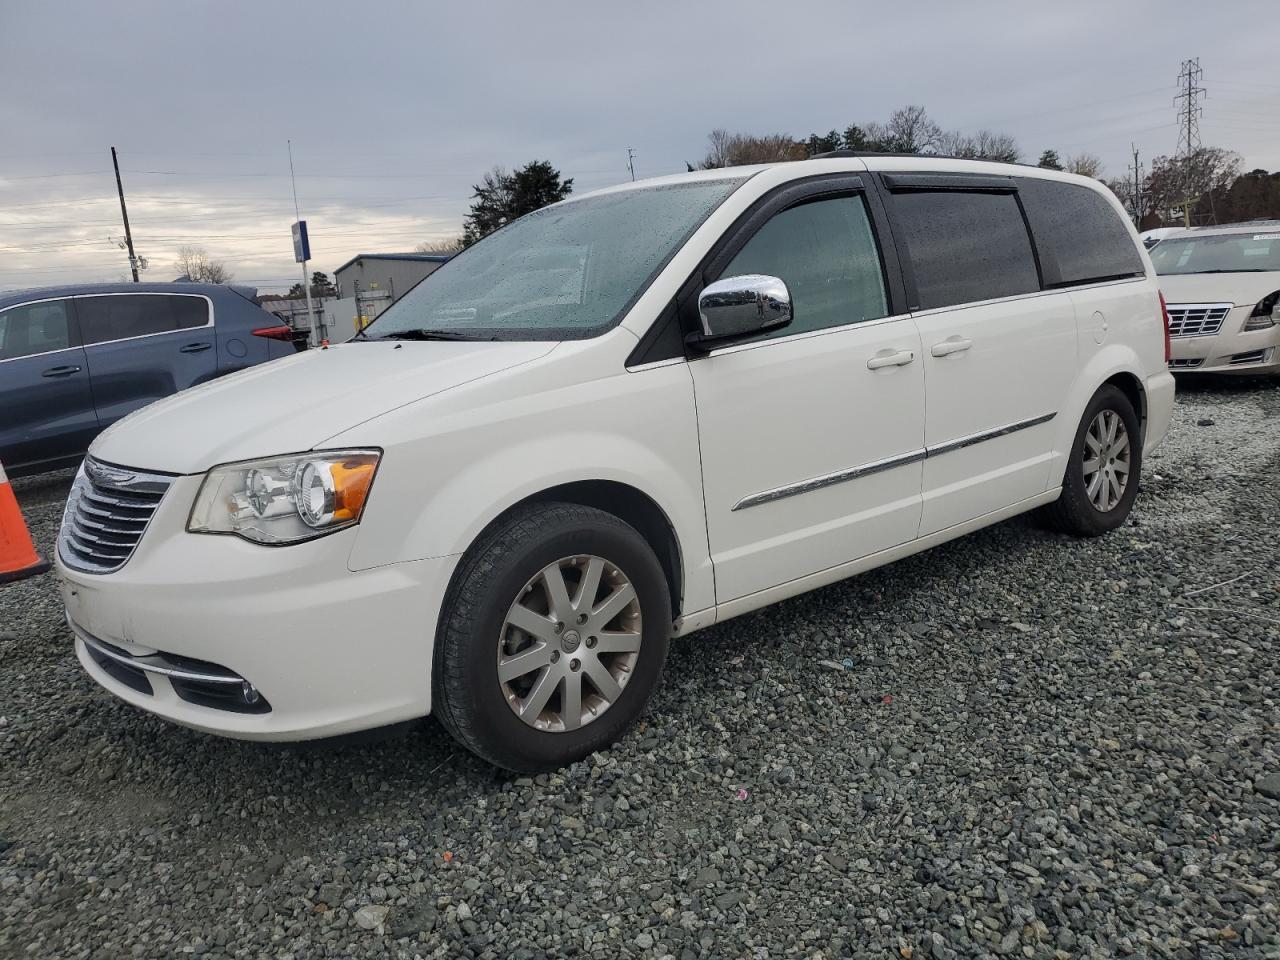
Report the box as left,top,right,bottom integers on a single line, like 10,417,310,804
72,619,245,685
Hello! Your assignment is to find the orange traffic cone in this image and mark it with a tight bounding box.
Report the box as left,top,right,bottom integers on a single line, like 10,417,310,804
0,461,49,585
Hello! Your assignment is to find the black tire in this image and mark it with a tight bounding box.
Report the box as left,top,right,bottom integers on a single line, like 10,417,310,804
1037,384,1142,537
432,501,671,772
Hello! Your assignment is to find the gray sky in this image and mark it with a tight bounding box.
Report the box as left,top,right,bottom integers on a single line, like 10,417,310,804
2,0,1277,293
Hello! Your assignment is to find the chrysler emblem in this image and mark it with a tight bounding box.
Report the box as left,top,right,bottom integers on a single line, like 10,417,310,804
87,460,137,487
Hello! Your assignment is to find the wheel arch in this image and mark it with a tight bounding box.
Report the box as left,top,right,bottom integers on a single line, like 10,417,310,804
450,479,686,623
1050,346,1151,488
1102,370,1147,441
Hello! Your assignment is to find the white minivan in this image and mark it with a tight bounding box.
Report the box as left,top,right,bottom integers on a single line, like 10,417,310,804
57,156,1175,771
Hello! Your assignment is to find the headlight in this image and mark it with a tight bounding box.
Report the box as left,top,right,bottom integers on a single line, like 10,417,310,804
187,449,381,544
1244,291,1280,331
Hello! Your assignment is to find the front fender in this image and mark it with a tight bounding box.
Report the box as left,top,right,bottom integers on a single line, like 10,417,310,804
340,359,715,618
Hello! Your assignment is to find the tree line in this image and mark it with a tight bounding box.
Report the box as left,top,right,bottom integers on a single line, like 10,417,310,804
435,105,1277,248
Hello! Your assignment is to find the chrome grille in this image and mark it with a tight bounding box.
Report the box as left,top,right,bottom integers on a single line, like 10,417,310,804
1230,349,1269,366
1166,302,1232,339
59,458,173,574
1168,358,1204,369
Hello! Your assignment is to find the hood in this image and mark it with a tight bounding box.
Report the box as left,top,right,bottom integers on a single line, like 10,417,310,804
1157,271,1280,308
92,339,557,474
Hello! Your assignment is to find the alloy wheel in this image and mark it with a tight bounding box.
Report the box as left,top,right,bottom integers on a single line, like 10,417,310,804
498,555,643,732
1082,409,1130,513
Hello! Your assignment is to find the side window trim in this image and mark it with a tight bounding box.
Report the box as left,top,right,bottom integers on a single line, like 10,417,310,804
688,175,901,345
627,173,903,368
0,296,82,363
74,292,214,349
880,172,1016,193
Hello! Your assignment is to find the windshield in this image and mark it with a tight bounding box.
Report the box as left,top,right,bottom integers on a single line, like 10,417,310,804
1150,231,1280,275
364,177,746,341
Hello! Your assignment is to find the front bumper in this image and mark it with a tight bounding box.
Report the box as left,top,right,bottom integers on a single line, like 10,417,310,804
1168,304,1280,374
57,473,458,741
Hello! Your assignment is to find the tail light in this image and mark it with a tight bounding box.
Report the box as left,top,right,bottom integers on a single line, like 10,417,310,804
1159,292,1171,364
251,324,294,342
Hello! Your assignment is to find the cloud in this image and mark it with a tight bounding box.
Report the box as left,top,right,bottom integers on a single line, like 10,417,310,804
1,0,1277,291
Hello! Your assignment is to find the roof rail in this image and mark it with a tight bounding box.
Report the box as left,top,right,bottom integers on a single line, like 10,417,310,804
809,150,1032,167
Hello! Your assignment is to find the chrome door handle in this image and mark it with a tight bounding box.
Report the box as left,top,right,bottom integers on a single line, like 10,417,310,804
41,365,82,377
866,349,915,370
931,337,973,358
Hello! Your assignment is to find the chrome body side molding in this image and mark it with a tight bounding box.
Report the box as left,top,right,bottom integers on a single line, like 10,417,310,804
732,412,1057,511
732,449,927,511
925,411,1057,458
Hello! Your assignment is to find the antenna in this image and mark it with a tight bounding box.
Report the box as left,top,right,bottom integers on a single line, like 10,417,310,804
288,138,303,222
627,147,636,182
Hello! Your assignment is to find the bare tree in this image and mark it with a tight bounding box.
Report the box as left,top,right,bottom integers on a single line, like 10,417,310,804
1145,147,1242,223
937,129,1020,162
885,105,943,154
699,130,804,169
971,130,1020,163
1065,153,1104,179
174,245,233,284
1105,176,1147,227
415,236,464,256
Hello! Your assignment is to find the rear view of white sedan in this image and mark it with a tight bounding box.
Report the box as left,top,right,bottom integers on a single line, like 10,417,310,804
57,155,1174,771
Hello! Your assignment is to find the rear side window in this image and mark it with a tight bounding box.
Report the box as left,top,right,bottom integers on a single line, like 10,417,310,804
78,294,209,345
718,194,889,338
1019,178,1144,285
891,191,1039,310
0,299,74,361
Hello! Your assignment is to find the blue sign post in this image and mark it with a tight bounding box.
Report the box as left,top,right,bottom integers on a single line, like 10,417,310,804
291,219,318,344
291,220,311,263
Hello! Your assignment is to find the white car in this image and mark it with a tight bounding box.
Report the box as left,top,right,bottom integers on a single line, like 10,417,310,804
1151,222,1280,374
1139,226,1181,250
57,157,1175,771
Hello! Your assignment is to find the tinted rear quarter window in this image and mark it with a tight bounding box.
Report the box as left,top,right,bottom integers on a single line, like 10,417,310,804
891,190,1040,310
1018,178,1144,285
78,294,209,345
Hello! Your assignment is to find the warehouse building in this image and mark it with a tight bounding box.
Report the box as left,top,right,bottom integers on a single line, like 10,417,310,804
333,253,450,306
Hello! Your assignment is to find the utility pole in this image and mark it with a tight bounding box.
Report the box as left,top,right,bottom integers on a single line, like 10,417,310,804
626,147,636,182
1174,58,1205,227
111,147,139,282
1127,143,1144,228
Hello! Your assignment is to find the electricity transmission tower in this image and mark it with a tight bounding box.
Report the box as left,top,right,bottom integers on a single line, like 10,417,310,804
1173,58,1205,226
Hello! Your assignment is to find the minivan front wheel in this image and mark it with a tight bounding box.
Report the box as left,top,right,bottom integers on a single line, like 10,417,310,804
1038,384,1142,537
432,502,671,772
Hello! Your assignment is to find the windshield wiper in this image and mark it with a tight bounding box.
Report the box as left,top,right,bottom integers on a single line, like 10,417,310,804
369,328,499,342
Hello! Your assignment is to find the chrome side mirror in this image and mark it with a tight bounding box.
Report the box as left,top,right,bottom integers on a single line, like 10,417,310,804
695,274,792,345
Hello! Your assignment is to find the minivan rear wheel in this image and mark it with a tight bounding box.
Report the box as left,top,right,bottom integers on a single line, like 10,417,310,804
1037,384,1142,537
432,502,671,772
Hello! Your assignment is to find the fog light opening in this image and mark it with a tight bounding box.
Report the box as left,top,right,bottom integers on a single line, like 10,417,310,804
241,682,261,705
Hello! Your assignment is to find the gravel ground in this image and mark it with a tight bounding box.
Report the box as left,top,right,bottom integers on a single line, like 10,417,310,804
2,378,1279,960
